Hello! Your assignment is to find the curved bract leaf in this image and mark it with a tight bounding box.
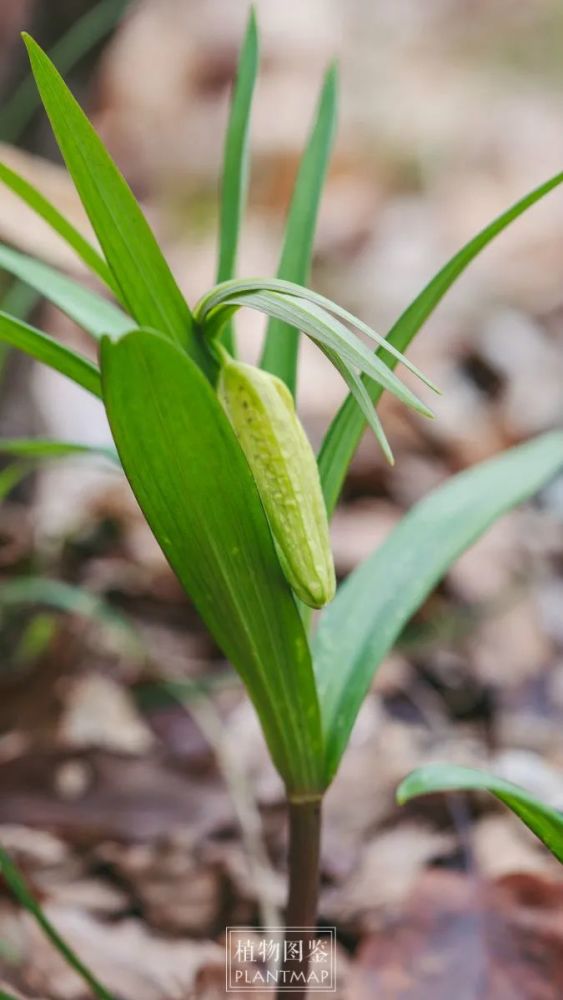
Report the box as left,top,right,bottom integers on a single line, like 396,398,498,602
0,243,131,339
0,437,119,464
260,64,338,394
198,288,433,419
397,764,563,863
313,432,563,784
0,311,101,396
0,159,114,289
198,277,436,389
216,7,259,354
318,169,563,516
101,329,323,794
23,36,210,373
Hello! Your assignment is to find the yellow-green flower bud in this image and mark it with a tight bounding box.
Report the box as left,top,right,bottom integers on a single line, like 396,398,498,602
218,357,336,609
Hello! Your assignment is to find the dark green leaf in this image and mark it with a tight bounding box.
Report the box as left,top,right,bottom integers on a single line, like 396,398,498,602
24,35,209,371
0,311,101,396
0,243,130,339
260,65,337,394
318,169,563,516
397,764,563,863
101,329,323,793
216,7,259,354
0,160,115,289
313,432,563,783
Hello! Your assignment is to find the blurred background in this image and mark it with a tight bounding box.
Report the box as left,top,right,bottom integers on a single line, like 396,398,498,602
0,1,562,997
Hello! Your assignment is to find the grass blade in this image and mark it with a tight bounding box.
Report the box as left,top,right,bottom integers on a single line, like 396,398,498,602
313,432,563,783
216,8,259,354
0,0,130,144
318,169,563,516
101,329,323,793
0,243,131,339
260,65,338,394
397,764,563,863
0,437,118,463
0,844,115,1000
0,160,116,291
0,311,101,396
23,35,210,371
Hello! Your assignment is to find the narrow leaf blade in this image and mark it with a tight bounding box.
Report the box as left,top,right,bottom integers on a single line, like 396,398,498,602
0,243,131,339
101,329,323,793
318,170,563,516
23,35,209,369
313,432,563,783
260,65,338,394
216,8,259,354
0,437,118,463
0,311,101,396
397,764,563,863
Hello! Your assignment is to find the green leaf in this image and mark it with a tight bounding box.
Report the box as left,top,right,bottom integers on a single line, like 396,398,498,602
216,7,259,354
0,437,119,464
201,287,433,418
0,844,115,1000
101,328,323,793
0,243,131,339
318,169,563,516
397,764,563,864
0,462,30,501
313,432,563,783
0,577,140,656
0,0,129,144
0,311,101,396
260,64,338,394
0,160,115,289
23,35,209,370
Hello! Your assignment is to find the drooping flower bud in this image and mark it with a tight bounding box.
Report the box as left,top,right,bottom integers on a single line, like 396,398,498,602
218,357,336,609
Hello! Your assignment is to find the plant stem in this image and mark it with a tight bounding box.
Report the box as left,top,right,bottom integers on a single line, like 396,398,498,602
278,797,322,1000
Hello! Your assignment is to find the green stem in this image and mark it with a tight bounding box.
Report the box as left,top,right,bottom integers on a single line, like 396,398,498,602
278,797,322,1000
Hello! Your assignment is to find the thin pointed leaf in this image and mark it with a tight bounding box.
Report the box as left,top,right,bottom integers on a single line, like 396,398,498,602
0,160,115,289
0,0,129,144
101,328,323,793
198,276,437,391
397,764,563,863
0,437,118,464
0,462,30,501
203,289,433,417
313,432,563,783
23,35,209,371
0,243,131,339
0,844,115,1000
260,65,338,394
216,8,259,354
324,347,394,464
0,311,101,396
318,169,563,516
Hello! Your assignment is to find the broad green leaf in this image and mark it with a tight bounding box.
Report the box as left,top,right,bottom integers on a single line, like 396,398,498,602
0,161,115,289
0,311,101,396
216,7,259,354
318,169,563,516
260,64,338,394
24,35,210,372
101,329,323,793
202,288,433,418
0,844,115,1000
198,276,437,390
0,437,119,464
397,764,563,863
313,432,563,783
0,0,129,144
0,243,130,339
